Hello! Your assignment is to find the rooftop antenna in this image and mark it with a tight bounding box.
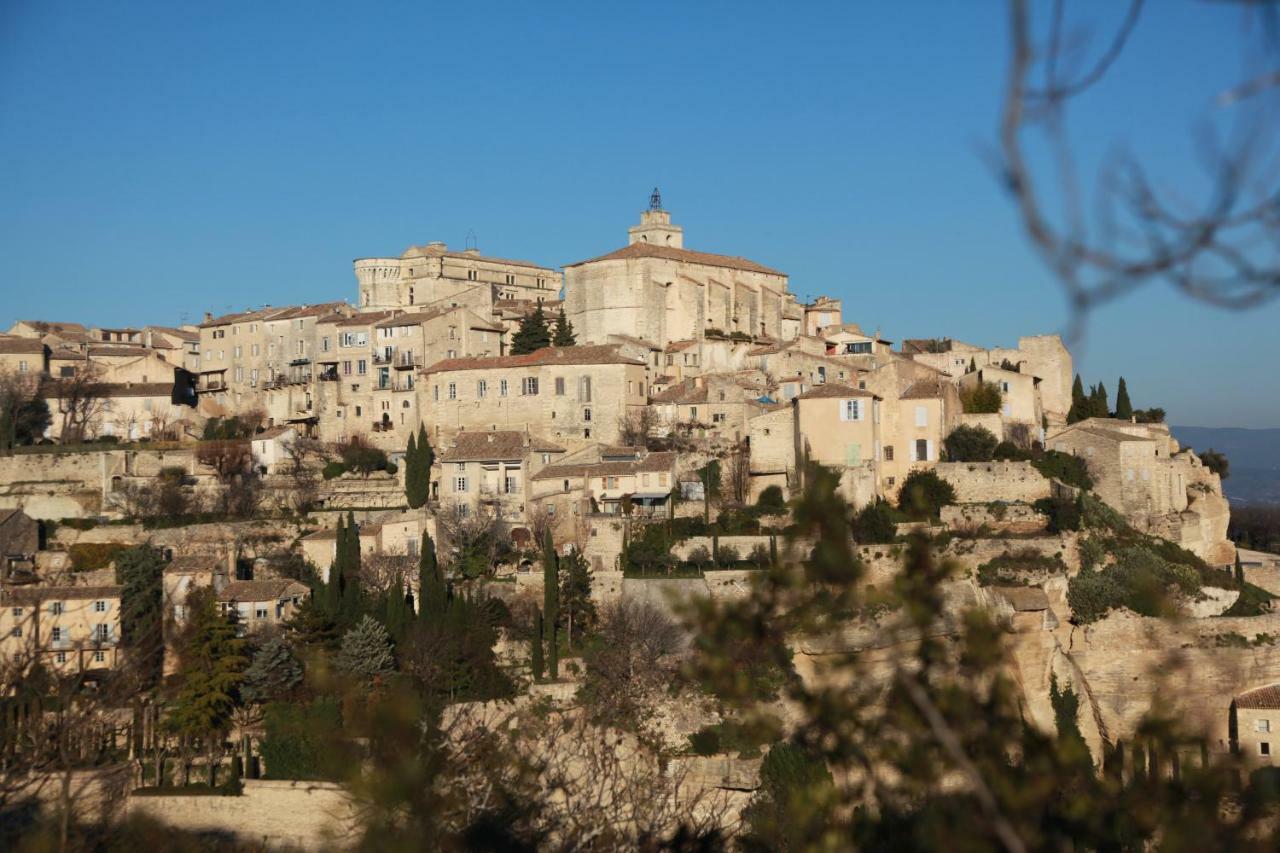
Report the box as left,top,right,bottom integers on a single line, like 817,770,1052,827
465,229,478,251
649,186,662,211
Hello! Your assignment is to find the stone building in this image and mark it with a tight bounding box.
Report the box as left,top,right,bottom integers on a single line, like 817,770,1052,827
529,446,678,532
746,406,795,501
217,579,310,634
421,345,648,450
0,335,48,377
564,193,801,348
1233,684,1280,767
435,430,567,522
354,241,561,314
649,375,767,442
792,383,881,508
0,585,121,674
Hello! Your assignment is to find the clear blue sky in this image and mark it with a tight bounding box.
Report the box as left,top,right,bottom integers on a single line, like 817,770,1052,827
2,1,1276,427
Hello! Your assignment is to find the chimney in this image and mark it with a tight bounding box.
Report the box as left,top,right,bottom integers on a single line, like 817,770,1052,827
203,312,213,323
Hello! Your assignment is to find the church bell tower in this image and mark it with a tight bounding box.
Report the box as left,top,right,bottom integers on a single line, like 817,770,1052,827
627,187,684,248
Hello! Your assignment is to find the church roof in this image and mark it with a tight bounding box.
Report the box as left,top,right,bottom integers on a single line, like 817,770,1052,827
564,242,785,277
396,242,552,270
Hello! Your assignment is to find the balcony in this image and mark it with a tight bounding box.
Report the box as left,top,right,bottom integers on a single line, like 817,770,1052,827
372,352,394,366
393,352,421,370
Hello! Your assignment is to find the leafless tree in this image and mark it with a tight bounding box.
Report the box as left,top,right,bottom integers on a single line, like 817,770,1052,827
434,502,510,578
999,0,1280,341
196,439,252,482
48,362,106,443
579,600,685,731
282,435,327,513
619,407,658,449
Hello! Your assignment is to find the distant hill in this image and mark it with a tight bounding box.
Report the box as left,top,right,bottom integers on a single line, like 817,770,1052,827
1172,426,1280,505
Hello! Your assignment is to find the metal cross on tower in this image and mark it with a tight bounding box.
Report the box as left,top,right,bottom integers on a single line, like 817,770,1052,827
649,187,662,211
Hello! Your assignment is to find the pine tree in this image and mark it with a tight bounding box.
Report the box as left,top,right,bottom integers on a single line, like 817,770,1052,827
511,305,552,355
552,309,577,347
558,549,595,651
285,595,340,650
542,530,559,679
531,608,545,680
336,615,395,683
1114,377,1133,420
241,637,303,706
1068,374,1086,423
167,588,249,746
417,531,446,622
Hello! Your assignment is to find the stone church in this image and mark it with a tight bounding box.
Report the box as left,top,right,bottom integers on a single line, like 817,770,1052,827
563,191,802,348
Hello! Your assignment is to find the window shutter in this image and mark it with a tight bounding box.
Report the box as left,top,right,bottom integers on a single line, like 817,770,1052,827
926,440,934,461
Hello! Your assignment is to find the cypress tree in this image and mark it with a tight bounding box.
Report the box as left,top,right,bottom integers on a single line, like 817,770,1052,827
542,530,559,679
967,357,976,373
325,516,346,618
417,531,446,622
552,309,577,347
769,534,778,567
1235,552,1246,586
1094,382,1109,418
418,424,435,472
531,608,545,680
384,573,409,640
404,432,422,508
1068,374,1086,423
1114,377,1133,420
511,305,552,355
339,512,363,625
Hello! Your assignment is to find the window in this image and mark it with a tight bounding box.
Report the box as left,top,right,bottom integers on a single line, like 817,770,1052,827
578,376,592,402
51,602,63,615
885,445,895,461
555,377,565,396
712,413,725,423
358,359,367,375
94,650,105,663
563,479,570,492
355,405,362,417
51,626,63,641
915,438,929,461
840,399,862,421
542,453,551,464
1263,742,1272,756
522,377,539,396
505,475,518,493
583,408,592,421
447,383,457,400
94,600,106,613
477,380,487,398
11,607,21,617
256,607,269,619
888,476,896,487
18,360,28,373
322,336,330,352
1001,381,1010,393
95,624,110,641
915,406,927,427
454,477,468,492
55,652,67,664
10,626,20,638
1258,720,1272,733
500,379,509,396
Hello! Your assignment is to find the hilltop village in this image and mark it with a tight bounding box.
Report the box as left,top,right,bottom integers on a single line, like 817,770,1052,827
2,194,1278,845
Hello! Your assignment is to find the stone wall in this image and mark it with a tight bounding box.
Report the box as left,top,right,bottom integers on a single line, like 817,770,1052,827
935,461,1050,504
126,780,359,849
672,535,774,562
940,503,1047,535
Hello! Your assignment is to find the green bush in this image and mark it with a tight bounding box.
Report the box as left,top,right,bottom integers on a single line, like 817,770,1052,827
896,470,956,520
960,382,1002,414
1032,451,1094,491
1067,569,1127,624
993,441,1034,461
1066,544,1218,624
851,499,902,544
714,544,740,567
259,698,346,781
69,542,130,572
977,549,1068,586
384,461,398,476
756,485,787,514
1033,494,1083,533
340,440,388,476
322,461,347,480
943,424,999,462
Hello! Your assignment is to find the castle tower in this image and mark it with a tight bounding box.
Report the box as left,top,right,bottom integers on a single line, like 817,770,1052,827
627,187,684,248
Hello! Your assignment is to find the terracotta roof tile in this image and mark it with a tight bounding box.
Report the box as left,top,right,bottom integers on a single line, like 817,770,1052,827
4,585,122,605
565,242,785,276
795,383,878,401
0,336,45,355
424,344,642,374
1237,684,1280,709
532,451,677,481
217,579,309,603
440,431,565,462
